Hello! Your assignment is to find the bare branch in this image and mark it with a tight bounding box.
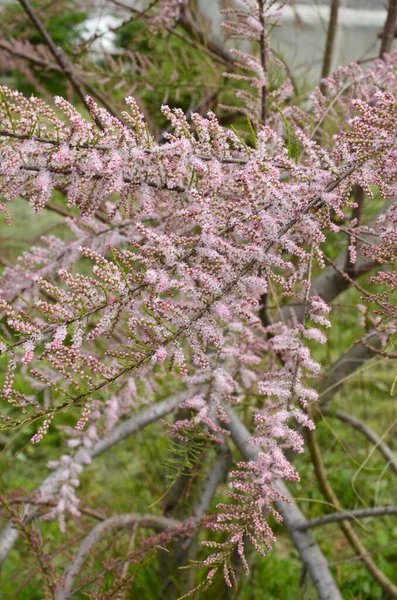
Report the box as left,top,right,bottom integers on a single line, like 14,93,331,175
16,0,103,128
321,0,340,83
324,410,397,476
380,0,397,58
54,513,182,600
0,391,190,563
258,0,267,123
297,506,397,530
306,428,397,598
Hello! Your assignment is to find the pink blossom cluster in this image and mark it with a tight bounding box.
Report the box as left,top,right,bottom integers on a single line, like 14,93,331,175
1,13,397,582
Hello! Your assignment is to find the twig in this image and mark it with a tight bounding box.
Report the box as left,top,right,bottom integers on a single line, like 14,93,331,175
325,410,397,476
322,254,372,298
296,506,397,530
54,513,183,600
305,428,397,598
16,0,104,129
379,0,397,58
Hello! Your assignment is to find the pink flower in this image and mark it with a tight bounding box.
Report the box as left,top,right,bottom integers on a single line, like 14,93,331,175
152,347,167,363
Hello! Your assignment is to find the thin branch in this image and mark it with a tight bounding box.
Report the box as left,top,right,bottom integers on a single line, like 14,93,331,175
329,540,397,567
297,506,397,530
305,428,397,598
54,513,182,600
319,332,382,408
321,0,340,84
6,497,106,521
0,391,190,563
379,0,397,58
258,0,267,123
322,255,374,300
16,0,103,129
324,410,397,476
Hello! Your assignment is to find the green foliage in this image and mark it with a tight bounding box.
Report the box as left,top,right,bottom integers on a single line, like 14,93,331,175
0,0,88,96
112,18,223,130
3,0,87,49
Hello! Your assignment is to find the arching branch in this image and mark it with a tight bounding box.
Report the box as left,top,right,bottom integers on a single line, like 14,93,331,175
324,409,397,476
54,513,183,600
296,506,397,530
0,391,190,563
305,428,397,598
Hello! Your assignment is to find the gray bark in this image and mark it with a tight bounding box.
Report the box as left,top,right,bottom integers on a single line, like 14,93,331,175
0,392,189,563
222,404,343,600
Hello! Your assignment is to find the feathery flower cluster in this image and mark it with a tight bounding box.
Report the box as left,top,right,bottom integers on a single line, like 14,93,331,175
0,81,396,548
1,1,397,586
149,0,187,32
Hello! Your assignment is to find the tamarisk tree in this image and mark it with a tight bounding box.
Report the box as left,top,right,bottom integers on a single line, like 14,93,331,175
0,1,396,598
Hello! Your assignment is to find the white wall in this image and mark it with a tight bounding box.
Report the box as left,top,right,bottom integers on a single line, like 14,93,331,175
198,1,394,85
79,1,395,85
